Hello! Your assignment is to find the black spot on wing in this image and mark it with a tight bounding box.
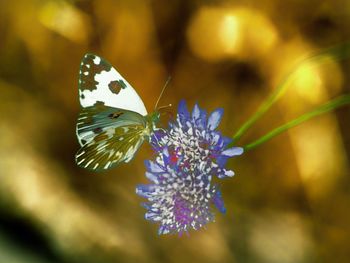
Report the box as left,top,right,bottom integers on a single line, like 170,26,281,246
93,131,109,142
108,111,124,119
108,80,127,94
79,54,112,92
93,127,103,134
94,101,105,107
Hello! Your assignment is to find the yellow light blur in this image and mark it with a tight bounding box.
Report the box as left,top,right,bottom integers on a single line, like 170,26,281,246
248,212,313,263
38,1,90,44
292,57,344,104
273,42,347,199
101,3,156,61
236,8,278,56
0,131,149,258
0,82,148,259
187,7,278,61
289,116,348,199
0,130,121,251
186,7,231,61
219,14,240,54
187,226,232,262
293,62,326,104
270,41,344,107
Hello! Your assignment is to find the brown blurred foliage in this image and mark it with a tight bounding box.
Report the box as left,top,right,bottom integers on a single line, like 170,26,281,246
0,0,350,262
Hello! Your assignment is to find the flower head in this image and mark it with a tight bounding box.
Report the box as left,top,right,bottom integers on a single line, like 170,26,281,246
136,100,243,235
152,100,243,179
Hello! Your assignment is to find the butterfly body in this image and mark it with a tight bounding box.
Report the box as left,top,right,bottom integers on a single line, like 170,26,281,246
76,54,159,171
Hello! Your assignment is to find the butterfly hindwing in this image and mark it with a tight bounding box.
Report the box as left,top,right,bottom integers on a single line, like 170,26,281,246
78,54,147,116
75,101,151,170
76,102,147,146
76,124,148,171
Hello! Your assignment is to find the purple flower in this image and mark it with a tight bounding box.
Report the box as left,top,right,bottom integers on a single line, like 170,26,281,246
136,100,243,235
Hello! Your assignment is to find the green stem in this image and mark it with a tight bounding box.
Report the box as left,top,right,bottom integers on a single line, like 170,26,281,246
243,94,350,151
232,42,350,142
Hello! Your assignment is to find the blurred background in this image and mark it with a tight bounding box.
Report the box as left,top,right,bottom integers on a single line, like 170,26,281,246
1,0,350,262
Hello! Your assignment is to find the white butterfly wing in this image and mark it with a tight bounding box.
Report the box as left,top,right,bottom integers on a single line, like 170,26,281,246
78,54,147,116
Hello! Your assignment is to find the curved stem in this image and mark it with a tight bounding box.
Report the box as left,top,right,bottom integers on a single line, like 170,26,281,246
243,94,350,151
232,42,350,142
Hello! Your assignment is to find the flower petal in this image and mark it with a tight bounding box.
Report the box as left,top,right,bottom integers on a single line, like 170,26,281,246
145,160,164,173
221,136,232,147
216,156,229,167
213,188,226,213
145,172,159,183
178,100,190,125
158,226,170,235
221,147,244,157
145,212,162,221
136,184,157,198
192,103,201,120
151,129,166,150
196,108,207,129
224,169,235,177
207,108,223,130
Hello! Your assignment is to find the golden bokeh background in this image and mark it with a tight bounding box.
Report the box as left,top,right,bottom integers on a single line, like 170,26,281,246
0,0,350,262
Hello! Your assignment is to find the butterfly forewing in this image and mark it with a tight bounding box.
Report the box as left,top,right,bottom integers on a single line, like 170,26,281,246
78,54,147,116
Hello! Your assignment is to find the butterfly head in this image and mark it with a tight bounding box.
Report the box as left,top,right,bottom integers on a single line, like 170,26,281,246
150,111,161,123
146,111,161,131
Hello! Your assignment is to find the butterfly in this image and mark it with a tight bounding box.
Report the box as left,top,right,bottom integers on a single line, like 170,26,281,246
75,54,165,171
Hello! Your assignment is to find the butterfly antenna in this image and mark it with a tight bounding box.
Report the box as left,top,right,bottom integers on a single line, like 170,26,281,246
155,76,171,110
157,104,172,111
